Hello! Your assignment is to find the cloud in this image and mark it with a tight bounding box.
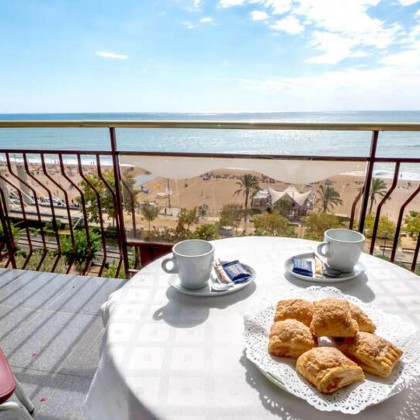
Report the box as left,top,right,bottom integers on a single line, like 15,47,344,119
350,50,368,58
270,16,304,34
255,0,293,15
251,10,269,21
218,0,417,67
218,0,247,8
380,41,420,68
398,0,420,5
181,21,197,29
186,0,202,12
294,0,382,33
306,31,364,64
291,1,405,64
95,51,128,59
182,17,212,29
238,60,420,109
243,1,407,64
308,21,402,63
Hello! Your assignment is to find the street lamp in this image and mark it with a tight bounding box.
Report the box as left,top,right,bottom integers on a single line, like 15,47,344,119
166,179,171,209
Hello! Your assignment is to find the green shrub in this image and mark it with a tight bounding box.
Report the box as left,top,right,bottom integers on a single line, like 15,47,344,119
302,213,342,241
192,224,220,240
254,213,297,238
363,214,395,240
60,229,101,273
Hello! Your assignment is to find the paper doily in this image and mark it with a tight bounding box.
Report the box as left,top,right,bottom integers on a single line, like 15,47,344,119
243,286,420,414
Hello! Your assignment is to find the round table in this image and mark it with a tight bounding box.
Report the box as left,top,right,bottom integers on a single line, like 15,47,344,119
86,237,420,420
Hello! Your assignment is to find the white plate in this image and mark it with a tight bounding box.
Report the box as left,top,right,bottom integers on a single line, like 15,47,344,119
284,253,366,283
168,262,256,297
244,286,420,414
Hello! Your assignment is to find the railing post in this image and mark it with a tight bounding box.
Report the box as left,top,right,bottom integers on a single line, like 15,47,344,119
0,189,16,268
349,187,363,230
391,185,420,262
369,162,400,254
412,233,420,273
358,130,379,234
110,128,130,279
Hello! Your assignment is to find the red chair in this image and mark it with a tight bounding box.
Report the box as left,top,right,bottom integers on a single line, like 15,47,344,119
0,349,34,419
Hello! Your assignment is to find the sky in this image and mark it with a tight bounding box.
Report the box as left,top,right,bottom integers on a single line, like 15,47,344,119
1,0,420,113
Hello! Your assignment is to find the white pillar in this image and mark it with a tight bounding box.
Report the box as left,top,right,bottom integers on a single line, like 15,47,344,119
17,164,32,206
0,176,10,212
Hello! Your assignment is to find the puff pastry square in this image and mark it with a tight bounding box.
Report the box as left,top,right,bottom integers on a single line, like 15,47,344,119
310,298,359,338
268,319,317,358
296,347,365,394
349,303,376,333
274,299,314,326
335,332,403,378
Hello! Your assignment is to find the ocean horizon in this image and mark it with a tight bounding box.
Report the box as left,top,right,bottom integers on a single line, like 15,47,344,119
0,111,419,180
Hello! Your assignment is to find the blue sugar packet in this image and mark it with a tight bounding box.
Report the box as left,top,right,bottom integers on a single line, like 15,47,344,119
292,257,313,277
222,260,251,284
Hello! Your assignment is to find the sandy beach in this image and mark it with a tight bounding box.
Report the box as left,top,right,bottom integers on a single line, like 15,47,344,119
136,170,418,218
1,161,419,238
126,167,419,246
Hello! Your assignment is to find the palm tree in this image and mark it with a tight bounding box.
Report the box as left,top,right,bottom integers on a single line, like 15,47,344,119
369,178,387,214
234,174,260,227
317,184,343,213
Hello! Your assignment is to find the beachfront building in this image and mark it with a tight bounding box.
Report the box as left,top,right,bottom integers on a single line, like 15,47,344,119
252,186,314,220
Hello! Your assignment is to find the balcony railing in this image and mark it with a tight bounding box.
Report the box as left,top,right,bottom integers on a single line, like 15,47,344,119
0,120,419,277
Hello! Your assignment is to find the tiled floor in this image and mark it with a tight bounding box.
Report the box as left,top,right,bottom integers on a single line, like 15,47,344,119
0,268,123,419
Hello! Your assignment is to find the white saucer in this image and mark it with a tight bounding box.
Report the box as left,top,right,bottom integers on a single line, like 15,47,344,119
168,263,256,297
285,253,366,283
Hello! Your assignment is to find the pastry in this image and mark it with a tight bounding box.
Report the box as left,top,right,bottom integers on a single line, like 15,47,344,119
268,319,317,358
349,303,376,333
274,299,314,326
335,332,403,378
296,347,365,394
310,298,359,338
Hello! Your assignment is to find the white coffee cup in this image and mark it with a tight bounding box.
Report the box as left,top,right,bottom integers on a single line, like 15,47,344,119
317,229,365,273
161,239,215,289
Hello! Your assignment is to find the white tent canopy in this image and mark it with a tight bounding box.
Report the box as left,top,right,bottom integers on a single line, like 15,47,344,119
267,186,311,206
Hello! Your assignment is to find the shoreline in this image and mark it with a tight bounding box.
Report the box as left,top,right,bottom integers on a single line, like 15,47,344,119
1,156,419,181
343,169,420,181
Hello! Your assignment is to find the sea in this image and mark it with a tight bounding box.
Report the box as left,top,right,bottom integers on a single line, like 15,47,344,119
0,111,419,180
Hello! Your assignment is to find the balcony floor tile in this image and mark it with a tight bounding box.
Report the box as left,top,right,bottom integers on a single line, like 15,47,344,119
0,268,124,419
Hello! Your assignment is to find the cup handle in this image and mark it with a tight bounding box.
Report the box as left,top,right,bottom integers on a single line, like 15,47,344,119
161,257,177,273
317,242,330,258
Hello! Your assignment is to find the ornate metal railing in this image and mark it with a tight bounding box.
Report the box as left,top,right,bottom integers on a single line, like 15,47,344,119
0,120,419,277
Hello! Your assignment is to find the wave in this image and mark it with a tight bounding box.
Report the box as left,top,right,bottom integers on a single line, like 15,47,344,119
344,169,420,181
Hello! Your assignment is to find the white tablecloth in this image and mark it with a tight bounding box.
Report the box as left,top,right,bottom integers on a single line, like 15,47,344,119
86,237,420,420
